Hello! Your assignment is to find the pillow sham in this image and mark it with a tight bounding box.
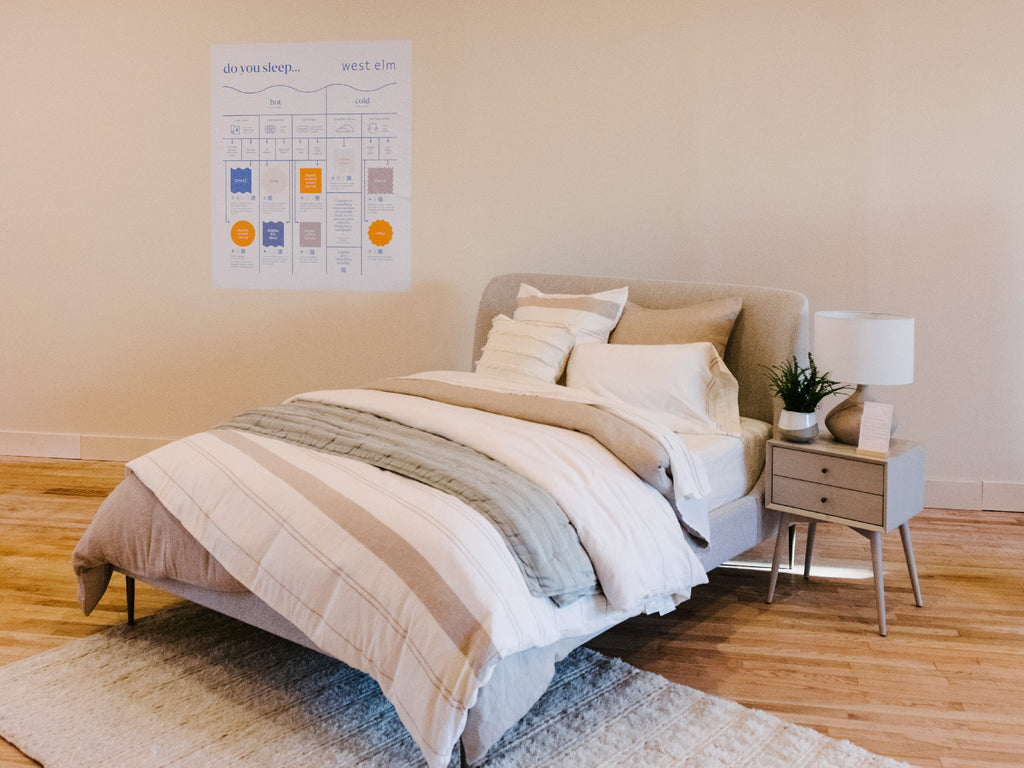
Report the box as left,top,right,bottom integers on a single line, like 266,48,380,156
513,283,629,345
608,296,742,358
566,341,741,435
475,314,576,384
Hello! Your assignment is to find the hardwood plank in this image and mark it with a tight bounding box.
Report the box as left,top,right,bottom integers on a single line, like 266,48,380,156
1,457,1022,767
588,507,1024,768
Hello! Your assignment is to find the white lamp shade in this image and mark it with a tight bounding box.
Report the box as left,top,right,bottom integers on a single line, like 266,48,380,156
813,311,914,385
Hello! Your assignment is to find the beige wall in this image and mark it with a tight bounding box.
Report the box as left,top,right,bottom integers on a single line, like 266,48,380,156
2,1,1022,507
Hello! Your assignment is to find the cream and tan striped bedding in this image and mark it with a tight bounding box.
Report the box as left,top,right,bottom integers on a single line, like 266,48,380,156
84,371,713,768
219,398,600,605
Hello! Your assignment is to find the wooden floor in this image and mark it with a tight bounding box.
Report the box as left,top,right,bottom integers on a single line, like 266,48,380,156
1,457,1022,768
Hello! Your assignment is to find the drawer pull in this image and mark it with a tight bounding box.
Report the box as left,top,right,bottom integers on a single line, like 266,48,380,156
820,497,828,504
821,467,828,474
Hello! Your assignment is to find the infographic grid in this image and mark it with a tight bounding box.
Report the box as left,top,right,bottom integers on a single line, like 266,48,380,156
211,41,411,291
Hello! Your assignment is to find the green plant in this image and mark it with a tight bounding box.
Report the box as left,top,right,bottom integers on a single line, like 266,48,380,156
763,353,849,413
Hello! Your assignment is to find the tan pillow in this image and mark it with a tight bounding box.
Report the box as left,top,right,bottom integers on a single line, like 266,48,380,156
514,283,629,345
608,296,742,357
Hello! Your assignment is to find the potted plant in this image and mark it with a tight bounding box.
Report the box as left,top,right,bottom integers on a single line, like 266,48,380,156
763,354,849,442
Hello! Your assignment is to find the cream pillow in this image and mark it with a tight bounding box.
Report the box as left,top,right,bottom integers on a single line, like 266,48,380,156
475,314,576,384
608,296,742,358
566,342,741,435
513,284,629,345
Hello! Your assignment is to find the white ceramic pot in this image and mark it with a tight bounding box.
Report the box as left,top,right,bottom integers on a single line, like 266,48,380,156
778,410,819,443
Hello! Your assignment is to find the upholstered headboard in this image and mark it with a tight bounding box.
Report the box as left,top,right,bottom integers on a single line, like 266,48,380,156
473,273,808,425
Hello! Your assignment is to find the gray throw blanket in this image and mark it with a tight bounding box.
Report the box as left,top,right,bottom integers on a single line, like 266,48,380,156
219,399,598,606
366,376,674,500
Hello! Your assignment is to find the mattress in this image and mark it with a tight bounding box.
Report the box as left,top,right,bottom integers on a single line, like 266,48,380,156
679,416,772,510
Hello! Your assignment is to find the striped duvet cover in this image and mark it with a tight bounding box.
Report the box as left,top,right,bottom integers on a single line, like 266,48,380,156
126,371,712,767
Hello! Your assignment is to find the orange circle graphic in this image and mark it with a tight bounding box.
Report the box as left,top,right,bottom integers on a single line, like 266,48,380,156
230,220,256,247
368,219,393,246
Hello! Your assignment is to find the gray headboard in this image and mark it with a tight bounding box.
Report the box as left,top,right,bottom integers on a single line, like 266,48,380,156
473,273,808,425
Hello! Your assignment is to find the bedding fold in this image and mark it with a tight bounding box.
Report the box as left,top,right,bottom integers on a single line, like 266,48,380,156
364,376,674,500
343,370,713,544
73,473,246,614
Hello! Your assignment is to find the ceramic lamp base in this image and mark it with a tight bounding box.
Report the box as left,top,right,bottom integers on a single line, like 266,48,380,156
826,384,898,445
825,385,868,445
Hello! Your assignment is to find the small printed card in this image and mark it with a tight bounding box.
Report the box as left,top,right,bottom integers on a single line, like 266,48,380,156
857,401,894,454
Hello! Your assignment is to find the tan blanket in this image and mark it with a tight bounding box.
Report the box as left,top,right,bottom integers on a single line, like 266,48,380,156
74,473,245,614
366,376,674,500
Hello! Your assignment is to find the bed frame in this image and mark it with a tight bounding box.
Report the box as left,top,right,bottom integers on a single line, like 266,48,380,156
118,272,808,764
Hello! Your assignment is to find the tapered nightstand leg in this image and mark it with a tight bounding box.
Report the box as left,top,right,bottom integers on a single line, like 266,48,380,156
868,531,886,636
803,521,817,579
767,512,790,603
900,523,923,607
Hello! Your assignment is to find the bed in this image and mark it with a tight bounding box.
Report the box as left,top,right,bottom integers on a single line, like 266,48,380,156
73,272,808,768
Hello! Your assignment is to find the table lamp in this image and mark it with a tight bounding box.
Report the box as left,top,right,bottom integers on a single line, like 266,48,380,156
812,311,915,445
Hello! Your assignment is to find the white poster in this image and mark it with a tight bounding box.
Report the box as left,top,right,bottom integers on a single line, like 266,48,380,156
211,41,411,291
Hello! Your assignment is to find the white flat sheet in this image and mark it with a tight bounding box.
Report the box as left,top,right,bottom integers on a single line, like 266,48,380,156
678,416,772,511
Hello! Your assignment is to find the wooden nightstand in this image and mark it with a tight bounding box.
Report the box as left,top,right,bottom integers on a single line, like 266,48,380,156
764,437,926,635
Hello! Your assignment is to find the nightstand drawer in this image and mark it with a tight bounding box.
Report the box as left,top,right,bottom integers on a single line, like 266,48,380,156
771,476,885,526
772,447,884,495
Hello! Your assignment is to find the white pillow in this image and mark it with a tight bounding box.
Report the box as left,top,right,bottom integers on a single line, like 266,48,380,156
513,284,628,345
475,314,576,384
566,342,742,435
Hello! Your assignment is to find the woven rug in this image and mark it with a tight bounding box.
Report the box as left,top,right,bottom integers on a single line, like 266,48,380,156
0,604,915,768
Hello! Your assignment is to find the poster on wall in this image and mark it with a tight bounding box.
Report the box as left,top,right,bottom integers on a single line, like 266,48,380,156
211,40,411,291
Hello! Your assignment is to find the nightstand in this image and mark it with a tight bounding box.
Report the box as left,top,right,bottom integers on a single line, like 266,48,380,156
764,437,925,635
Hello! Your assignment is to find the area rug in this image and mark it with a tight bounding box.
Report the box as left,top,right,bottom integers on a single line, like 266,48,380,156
0,604,915,768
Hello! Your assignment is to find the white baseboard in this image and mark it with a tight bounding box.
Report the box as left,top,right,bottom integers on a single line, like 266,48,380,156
0,431,81,459
0,431,170,463
925,479,983,510
924,478,1024,512
981,482,1024,512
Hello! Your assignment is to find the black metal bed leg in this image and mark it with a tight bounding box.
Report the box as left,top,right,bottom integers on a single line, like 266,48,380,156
126,575,135,626
787,524,797,570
